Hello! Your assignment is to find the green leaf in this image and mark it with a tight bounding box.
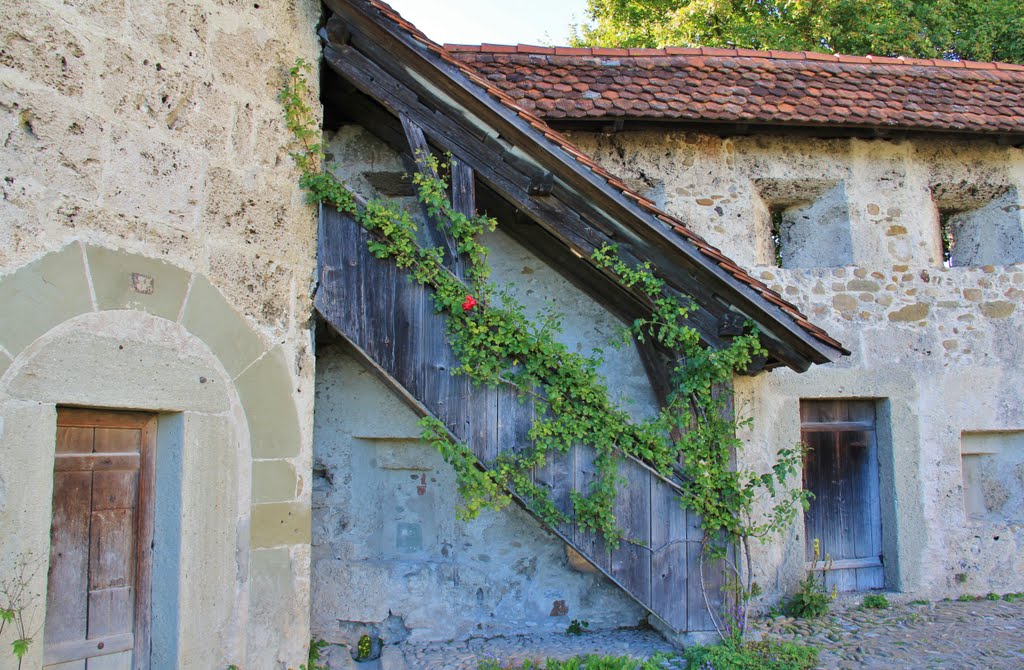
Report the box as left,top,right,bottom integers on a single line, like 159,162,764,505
11,638,29,659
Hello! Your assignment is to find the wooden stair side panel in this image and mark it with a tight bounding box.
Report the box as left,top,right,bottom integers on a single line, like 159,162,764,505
315,203,724,632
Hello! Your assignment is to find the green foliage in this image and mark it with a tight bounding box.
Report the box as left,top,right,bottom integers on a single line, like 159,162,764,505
683,639,818,670
1003,592,1024,602
985,592,1001,601
571,0,1024,63
356,635,373,661
0,553,43,670
282,61,811,640
478,655,682,670
565,619,590,635
908,599,929,606
957,594,980,602
781,540,834,619
302,638,329,670
861,594,890,609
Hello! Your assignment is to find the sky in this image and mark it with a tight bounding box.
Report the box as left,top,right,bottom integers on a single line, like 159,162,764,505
383,0,591,46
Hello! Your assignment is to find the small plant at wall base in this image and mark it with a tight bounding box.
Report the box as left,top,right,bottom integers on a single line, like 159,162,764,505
862,594,890,609
565,619,590,635
282,60,810,642
781,539,836,619
0,553,44,669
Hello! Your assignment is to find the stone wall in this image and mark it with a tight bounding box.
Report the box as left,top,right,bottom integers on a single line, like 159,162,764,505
0,1,321,667
569,129,1024,603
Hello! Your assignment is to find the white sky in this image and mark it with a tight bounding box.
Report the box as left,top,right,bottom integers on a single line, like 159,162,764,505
382,0,592,46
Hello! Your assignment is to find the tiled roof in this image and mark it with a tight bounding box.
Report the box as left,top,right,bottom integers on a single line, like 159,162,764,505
350,0,847,356
446,44,1024,135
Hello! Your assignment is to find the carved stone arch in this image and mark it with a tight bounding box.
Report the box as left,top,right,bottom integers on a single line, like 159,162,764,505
0,242,308,668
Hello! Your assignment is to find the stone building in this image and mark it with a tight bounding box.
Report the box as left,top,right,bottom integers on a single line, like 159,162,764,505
0,1,1020,669
446,43,1024,600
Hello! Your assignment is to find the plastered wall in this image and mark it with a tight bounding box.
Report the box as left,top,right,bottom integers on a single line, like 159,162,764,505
0,1,322,667
569,129,1024,602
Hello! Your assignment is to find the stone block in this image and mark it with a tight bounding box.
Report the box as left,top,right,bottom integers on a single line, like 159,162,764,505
86,245,191,319
181,275,266,377
0,244,92,353
379,646,406,670
980,301,1015,319
205,245,297,328
235,346,302,458
251,501,311,548
888,303,929,322
100,125,206,229
253,459,298,503
6,311,231,412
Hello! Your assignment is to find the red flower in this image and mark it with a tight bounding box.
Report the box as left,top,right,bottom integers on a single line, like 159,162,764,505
462,294,477,312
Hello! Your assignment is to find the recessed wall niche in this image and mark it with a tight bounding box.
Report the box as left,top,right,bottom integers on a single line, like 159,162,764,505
931,183,1024,267
752,178,853,268
961,431,1024,523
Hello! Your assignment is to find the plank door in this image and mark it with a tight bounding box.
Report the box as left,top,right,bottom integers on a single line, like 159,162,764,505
44,409,156,670
801,400,883,591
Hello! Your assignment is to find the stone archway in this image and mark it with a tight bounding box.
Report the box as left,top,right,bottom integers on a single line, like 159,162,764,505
0,242,309,669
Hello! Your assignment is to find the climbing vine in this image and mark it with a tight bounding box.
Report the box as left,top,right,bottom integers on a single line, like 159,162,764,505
282,59,808,637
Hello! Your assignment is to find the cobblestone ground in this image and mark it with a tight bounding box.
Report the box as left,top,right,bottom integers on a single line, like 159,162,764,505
366,597,1024,670
755,596,1024,670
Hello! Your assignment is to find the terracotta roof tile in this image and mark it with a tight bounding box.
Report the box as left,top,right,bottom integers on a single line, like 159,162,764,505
357,0,846,355
446,43,1024,135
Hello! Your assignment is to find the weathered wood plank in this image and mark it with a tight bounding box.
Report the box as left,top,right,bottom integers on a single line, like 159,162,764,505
89,509,135,591
534,445,574,538
54,455,140,472
610,458,651,605
57,427,93,454
650,478,688,630
46,471,92,647
87,587,133,638
451,159,476,218
45,660,86,670
571,445,610,572
43,634,133,667
400,113,464,276
86,651,133,670
92,429,140,454
57,409,153,430
91,471,138,511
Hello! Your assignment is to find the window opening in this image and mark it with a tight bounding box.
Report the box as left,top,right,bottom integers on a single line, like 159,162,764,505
770,206,785,267
938,209,959,268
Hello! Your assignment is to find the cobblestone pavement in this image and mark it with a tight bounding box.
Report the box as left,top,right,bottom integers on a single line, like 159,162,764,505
755,596,1024,670
357,597,1024,669
400,628,680,670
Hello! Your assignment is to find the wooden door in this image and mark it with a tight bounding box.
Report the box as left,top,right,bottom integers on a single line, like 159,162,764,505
44,409,156,670
801,400,883,591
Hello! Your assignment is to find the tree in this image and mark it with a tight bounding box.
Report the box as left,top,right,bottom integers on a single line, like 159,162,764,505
571,0,1024,64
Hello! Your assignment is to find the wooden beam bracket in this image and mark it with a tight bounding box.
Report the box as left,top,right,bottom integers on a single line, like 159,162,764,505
528,171,554,196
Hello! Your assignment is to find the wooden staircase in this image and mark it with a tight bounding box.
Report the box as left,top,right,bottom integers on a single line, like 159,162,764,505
315,202,725,633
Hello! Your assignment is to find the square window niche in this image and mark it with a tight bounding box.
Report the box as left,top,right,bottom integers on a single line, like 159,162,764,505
960,431,1024,522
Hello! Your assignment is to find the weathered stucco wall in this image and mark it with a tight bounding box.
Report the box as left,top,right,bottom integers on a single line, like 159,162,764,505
310,126,657,659
0,1,321,667
570,129,1024,603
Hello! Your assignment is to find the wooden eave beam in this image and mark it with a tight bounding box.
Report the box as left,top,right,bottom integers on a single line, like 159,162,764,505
320,1,842,370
